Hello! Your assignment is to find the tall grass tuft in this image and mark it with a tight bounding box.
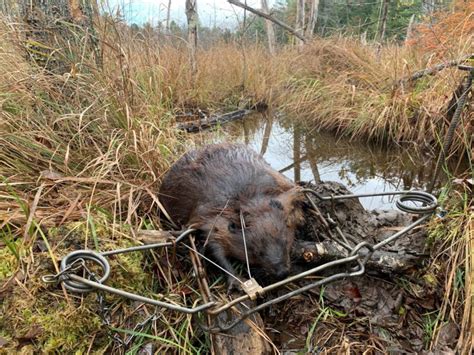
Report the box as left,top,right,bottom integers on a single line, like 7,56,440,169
280,37,472,156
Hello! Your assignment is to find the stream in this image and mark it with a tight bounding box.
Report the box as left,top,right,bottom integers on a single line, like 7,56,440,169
197,112,451,210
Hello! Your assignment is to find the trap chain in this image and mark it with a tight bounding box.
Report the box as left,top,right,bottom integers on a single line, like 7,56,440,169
42,189,439,335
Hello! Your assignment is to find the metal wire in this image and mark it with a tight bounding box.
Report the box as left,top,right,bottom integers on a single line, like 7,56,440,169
240,210,252,279
180,243,244,284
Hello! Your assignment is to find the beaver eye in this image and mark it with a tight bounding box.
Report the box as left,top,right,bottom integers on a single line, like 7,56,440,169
269,199,283,210
228,222,237,233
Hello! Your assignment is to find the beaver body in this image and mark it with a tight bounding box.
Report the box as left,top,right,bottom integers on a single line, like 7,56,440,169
159,143,305,283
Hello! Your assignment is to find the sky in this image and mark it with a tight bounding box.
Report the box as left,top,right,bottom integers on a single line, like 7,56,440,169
106,0,277,28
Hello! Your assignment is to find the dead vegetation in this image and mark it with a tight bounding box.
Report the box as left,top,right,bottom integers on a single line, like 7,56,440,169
0,6,472,354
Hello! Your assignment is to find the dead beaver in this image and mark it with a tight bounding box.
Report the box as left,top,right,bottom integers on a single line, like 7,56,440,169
159,143,305,287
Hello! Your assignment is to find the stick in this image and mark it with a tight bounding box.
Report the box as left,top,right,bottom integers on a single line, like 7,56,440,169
398,54,473,85
227,0,306,42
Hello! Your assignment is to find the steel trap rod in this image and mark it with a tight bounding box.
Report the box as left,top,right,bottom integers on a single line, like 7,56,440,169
208,253,362,316
67,274,215,314
44,228,216,314
206,259,367,332
302,189,437,215
101,228,195,256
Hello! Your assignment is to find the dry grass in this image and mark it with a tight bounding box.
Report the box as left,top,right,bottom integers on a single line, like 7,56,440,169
280,37,473,155
426,183,473,354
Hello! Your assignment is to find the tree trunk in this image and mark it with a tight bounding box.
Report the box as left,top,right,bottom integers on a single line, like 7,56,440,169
405,14,415,45
304,0,319,40
185,0,198,79
376,0,389,42
293,124,301,183
166,0,171,32
261,0,276,54
295,0,305,46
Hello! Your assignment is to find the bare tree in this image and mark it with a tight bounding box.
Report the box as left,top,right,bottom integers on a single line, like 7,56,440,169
261,0,276,54
185,0,198,78
305,0,319,40
295,0,305,46
166,0,171,32
405,14,415,45
293,124,301,182
228,0,305,42
376,0,389,42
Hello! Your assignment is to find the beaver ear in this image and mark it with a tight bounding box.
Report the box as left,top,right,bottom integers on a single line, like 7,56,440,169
278,188,305,227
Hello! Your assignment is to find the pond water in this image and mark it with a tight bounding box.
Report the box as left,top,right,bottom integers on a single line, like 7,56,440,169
197,112,455,210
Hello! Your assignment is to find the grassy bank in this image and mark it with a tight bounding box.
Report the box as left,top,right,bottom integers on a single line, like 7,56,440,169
0,10,473,353
283,39,472,156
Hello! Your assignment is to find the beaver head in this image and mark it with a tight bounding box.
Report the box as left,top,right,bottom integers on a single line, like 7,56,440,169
193,187,305,281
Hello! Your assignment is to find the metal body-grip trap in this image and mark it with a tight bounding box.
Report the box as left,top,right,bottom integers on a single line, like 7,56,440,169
42,189,438,333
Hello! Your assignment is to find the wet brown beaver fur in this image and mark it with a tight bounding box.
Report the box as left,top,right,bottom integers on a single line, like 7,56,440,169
159,143,305,287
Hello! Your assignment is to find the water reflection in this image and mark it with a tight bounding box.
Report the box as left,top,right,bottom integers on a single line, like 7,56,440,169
196,113,450,210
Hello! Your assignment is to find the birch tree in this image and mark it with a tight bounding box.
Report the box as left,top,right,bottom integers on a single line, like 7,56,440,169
295,0,305,46
228,0,305,42
261,0,276,54
305,0,319,40
405,14,415,45
376,0,389,42
185,0,198,78
166,0,171,32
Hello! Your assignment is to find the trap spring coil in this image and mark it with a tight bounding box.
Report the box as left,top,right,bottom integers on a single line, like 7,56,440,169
60,250,111,293
42,229,216,314
302,189,438,215
395,191,437,214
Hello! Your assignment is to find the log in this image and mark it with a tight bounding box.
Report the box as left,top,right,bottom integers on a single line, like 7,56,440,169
211,300,272,355
292,239,425,275
187,237,272,354
176,109,252,133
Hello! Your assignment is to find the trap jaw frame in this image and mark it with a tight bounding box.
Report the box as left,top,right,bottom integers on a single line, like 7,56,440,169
43,189,438,333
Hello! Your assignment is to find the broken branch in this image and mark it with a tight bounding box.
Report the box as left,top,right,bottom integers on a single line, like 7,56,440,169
227,0,306,42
